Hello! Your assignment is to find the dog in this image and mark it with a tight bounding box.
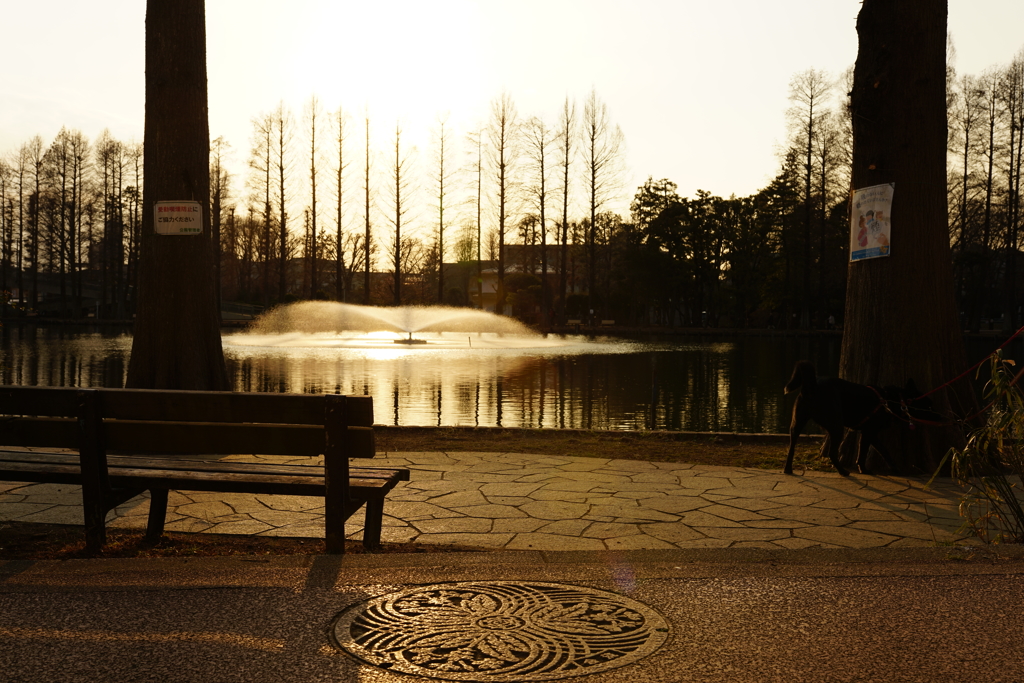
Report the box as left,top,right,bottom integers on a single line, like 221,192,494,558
783,360,926,476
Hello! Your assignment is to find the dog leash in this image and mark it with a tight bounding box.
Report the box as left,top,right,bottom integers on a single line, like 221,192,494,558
918,323,1024,401
877,324,1024,429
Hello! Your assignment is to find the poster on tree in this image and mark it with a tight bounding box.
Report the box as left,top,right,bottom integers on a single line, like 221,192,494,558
850,183,894,261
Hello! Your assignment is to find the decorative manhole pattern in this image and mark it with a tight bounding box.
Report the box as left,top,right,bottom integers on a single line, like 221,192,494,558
331,581,669,681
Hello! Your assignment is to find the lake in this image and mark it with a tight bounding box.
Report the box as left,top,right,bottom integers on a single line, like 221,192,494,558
0,325,1007,433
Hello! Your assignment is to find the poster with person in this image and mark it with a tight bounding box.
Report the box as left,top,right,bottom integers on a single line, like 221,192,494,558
850,183,894,261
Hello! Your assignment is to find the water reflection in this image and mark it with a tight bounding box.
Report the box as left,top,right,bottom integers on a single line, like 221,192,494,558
1,325,854,432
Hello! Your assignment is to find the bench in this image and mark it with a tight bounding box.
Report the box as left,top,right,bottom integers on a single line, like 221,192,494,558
0,385,409,554
600,320,615,326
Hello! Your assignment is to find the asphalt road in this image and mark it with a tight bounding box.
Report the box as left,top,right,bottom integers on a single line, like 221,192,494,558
2,548,1023,683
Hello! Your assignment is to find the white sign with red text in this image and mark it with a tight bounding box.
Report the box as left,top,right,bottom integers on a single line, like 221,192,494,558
154,201,202,235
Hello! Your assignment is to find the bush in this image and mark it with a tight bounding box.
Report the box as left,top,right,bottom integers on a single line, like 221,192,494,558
937,350,1024,543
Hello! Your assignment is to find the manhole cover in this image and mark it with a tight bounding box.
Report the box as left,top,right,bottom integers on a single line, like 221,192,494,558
331,581,669,681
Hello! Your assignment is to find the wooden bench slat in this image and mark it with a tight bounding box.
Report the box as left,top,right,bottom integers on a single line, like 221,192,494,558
0,450,408,482
97,388,374,426
0,417,376,459
0,458,403,491
0,386,81,417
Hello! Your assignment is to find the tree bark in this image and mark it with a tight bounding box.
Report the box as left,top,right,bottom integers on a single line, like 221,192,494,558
840,0,973,472
127,0,228,390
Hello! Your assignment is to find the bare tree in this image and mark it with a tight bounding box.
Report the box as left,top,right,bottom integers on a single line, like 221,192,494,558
210,136,230,316
248,113,275,306
464,129,485,308
555,97,576,323
949,72,988,331
523,115,553,324
22,136,44,311
127,0,227,391
580,89,624,319
486,92,519,315
0,157,11,301
304,95,323,299
998,53,1024,329
385,121,416,305
362,113,374,304
332,106,350,301
271,101,295,302
787,68,834,327
430,114,458,304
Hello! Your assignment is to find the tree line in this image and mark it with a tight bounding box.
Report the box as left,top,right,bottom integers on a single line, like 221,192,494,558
2,46,1023,329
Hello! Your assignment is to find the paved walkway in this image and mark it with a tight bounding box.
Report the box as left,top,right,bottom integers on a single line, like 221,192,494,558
0,451,973,550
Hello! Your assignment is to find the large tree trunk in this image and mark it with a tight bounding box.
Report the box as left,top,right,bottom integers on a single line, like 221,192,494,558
840,0,974,473
127,0,228,390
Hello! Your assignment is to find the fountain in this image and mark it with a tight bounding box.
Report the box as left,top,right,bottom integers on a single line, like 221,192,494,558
231,301,565,350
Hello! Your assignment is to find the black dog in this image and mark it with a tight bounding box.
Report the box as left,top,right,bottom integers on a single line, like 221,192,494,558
784,361,920,476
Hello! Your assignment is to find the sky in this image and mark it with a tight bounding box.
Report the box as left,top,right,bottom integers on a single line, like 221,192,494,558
3,0,1024,219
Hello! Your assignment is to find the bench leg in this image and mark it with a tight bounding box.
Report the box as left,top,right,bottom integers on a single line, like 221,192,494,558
145,489,169,543
83,496,107,554
362,497,385,551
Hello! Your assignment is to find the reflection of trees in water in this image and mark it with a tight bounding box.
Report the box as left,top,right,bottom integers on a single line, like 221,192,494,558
0,327,131,389
3,329,852,433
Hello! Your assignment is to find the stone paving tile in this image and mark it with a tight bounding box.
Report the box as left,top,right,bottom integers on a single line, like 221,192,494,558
402,480,467,492
384,501,466,519
674,538,734,549
743,519,812,529
479,482,545,497
537,480,605,493
556,461,612,472
793,526,897,548
519,500,590,520
531,490,590,503
769,505,852,526
163,518,214,533
535,519,591,536
698,504,774,522
413,532,517,547
626,472,679,483
493,518,548,533
175,501,235,520
720,497,789,512
505,533,606,551
605,534,677,550
486,496,534,506
207,520,274,535
848,520,964,541
588,504,680,523
424,490,489,507
0,502,54,517
696,527,792,542
376,526,419,543
411,517,493,534
613,490,669,500
639,523,706,544
451,504,529,519
675,510,747,528
644,496,709,514
443,471,522,483
18,507,83,525
582,522,642,539
252,494,325,512
258,524,323,539
676,477,732,491
249,510,322,527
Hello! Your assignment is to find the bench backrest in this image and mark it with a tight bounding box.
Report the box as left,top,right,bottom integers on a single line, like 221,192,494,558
0,386,375,458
